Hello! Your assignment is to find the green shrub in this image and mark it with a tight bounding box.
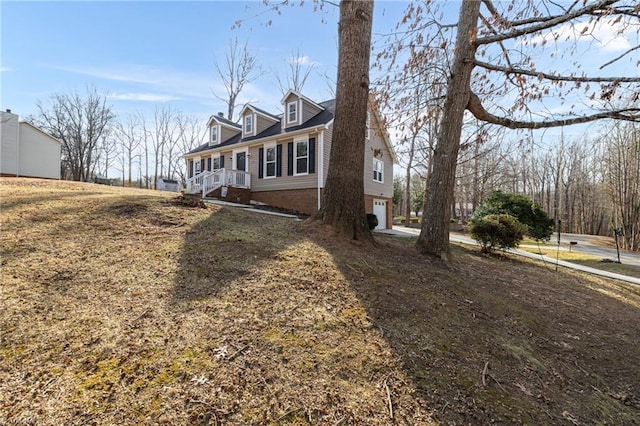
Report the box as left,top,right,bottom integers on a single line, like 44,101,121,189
469,214,527,253
366,213,378,230
474,191,554,241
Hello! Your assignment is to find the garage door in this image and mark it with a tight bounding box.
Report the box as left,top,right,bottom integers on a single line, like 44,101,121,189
373,199,387,230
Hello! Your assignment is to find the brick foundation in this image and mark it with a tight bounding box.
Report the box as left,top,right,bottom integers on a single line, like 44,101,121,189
251,189,392,229
207,186,251,205
251,188,320,216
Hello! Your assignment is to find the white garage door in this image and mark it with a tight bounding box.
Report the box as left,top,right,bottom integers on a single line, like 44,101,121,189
373,199,387,230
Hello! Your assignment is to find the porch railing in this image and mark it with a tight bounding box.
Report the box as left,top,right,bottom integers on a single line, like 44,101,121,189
186,168,251,197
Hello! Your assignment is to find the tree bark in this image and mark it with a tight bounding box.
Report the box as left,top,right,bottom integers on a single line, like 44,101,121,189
416,0,480,260
313,0,374,242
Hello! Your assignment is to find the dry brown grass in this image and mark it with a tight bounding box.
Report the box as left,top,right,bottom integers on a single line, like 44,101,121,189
1,177,639,425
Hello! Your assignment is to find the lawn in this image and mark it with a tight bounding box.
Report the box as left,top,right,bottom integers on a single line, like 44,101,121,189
1,178,639,425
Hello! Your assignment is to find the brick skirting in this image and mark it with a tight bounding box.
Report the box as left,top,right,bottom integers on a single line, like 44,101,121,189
251,188,320,216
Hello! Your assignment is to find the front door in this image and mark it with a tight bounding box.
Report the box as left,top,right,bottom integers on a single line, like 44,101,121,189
235,152,246,172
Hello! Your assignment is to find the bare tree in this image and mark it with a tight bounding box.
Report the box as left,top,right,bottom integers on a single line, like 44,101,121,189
34,87,115,181
605,121,640,250
96,128,118,178
114,114,141,187
389,0,640,260
173,114,205,185
313,0,374,241
138,112,151,189
275,49,317,95
214,38,262,121
150,106,176,188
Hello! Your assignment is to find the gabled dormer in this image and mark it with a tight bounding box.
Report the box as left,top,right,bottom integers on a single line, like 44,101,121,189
239,105,280,139
281,90,325,130
207,112,241,146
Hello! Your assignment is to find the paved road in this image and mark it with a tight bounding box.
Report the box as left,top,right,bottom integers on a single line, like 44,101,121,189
551,232,639,266
376,226,640,286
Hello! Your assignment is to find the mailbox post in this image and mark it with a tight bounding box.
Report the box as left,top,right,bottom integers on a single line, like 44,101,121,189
614,227,623,264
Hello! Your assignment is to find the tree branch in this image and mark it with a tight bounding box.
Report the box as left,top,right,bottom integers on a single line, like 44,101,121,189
599,44,640,69
481,0,569,28
467,92,640,129
475,59,640,83
476,0,618,46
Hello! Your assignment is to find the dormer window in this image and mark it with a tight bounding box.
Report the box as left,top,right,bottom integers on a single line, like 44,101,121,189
244,115,253,135
287,101,298,124
210,126,218,144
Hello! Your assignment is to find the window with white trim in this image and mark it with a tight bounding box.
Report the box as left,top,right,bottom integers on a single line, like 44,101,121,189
295,140,308,175
212,156,221,170
210,126,218,143
287,101,297,124
244,114,253,134
373,158,383,183
265,144,277,178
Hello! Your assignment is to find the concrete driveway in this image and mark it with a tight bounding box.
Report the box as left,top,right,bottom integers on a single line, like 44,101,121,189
376,226,640,286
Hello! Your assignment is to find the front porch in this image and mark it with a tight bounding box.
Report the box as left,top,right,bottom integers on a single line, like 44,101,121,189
185,168,251,197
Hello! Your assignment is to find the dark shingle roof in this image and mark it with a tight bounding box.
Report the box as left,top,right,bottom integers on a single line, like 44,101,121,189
186,99,335,156
210,114,241,128
249,105,281,121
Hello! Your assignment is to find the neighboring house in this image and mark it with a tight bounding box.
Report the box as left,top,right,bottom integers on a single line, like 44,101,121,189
156,178,181,192
184,90,395,229
1,109,61,180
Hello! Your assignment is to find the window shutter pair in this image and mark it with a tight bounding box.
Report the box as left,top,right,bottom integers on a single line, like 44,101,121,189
258,145,283,179
286,138,316,175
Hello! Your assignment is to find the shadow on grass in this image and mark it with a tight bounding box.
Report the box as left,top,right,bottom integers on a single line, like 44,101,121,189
308,233,640,425
169,208,640,424
171,207,299,303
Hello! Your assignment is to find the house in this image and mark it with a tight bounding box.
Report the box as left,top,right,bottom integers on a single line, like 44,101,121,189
183,90,395,229
156,178,181,192
1,110,61,180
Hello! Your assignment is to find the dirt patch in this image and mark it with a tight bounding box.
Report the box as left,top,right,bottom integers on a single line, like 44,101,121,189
1,177,639,425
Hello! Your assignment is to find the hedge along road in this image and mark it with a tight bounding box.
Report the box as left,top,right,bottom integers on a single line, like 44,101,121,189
376,226,640,286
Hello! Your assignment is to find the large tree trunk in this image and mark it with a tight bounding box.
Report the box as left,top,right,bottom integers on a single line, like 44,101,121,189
313,0,374,242
416,0,480,261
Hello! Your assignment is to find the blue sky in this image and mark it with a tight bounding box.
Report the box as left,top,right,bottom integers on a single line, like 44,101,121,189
2,0,636,148
1,1,412,122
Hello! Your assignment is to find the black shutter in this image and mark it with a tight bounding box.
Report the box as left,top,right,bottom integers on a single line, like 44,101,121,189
200,159,205,172
276,144,282,177
287,142,294,176
220,155,225,168
188,160,193,178
309,138,316,174
207,157,212,171
258,148,264,179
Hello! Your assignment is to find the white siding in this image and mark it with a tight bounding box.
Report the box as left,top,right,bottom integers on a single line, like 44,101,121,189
18,123,61,179
1,111,19,175
1,112,61,179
